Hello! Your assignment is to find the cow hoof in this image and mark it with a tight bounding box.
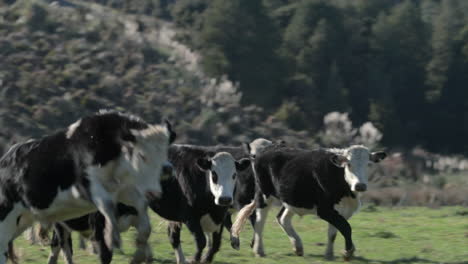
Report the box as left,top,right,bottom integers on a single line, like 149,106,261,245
200,258,212,264
254,252,266,258
230,237,240,250
187,258,200,264
342,247,355,261
324,252,334,260
294,247,304,256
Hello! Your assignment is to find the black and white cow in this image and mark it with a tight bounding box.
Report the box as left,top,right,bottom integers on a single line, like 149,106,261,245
0,110,175,264
231,144,386,260
149,144,251,264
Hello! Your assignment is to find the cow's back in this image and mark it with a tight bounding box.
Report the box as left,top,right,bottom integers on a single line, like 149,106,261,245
278,150,352,208
255,148,353,209
0,132,79,210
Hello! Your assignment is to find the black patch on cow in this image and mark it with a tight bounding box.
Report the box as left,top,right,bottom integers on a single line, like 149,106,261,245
68,111,148,166
254,147,354,209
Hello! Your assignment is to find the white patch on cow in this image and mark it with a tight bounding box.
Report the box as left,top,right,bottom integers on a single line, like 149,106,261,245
200,214,220,233
277,207,303,256
123,124,171,197
208,152,237,205
249,138,272,155
66,119,81,139
283,203,317,217
327,145,372,192
32,187,96,222
334,196,360,217
71,186,82,199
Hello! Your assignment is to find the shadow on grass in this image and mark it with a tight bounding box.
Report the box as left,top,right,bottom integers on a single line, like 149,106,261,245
305,254,468,264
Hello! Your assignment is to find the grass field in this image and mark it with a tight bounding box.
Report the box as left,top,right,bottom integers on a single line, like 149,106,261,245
12,206,468,264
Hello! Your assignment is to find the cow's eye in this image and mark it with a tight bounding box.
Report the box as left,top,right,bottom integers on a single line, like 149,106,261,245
211,171,218,184
233,172,237,180
138,153,147,162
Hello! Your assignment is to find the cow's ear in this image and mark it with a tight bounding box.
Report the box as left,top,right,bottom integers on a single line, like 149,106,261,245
196,157,212,171
165,119,177,144
370,151,387,163
235,158,251,171
242,142,252,155
330,154,349,168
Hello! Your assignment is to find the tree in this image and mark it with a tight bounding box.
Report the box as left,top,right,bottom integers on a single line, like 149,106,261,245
199,0,284,107
370,0,430,146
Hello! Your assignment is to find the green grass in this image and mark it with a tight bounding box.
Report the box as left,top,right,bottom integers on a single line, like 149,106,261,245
12,206,468,264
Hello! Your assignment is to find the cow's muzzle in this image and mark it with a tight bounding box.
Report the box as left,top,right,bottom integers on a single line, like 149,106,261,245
354,183,367,192
217,196,233,206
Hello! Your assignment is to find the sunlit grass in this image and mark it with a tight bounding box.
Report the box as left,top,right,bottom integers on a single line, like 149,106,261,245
12,206,468,264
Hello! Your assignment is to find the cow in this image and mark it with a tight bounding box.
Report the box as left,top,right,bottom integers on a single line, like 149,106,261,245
148,144,251,264
0,110,176,264
231,144,386,261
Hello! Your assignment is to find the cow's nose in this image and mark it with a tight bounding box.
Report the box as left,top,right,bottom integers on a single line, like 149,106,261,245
355,183,367,192
217,197,233,206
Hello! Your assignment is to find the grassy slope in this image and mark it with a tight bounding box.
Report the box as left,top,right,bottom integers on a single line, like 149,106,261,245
13,206,468,264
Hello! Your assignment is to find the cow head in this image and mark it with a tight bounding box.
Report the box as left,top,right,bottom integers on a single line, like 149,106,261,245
329,145,386,192
196,152,250,206
243,138,274,158
120,120,176,200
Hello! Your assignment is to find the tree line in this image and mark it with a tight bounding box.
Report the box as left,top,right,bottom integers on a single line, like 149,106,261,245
163,0,468,154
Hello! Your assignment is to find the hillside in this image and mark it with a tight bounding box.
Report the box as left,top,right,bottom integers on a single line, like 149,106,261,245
0,0,312,154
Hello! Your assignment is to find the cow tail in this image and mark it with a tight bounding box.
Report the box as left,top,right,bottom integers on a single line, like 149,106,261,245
7,241,18,264
231,199,258,240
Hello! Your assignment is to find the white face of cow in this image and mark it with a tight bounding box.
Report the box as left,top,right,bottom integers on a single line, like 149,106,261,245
248,138,273,156
330,145,386,192
121,123,175,200
197,152,250,206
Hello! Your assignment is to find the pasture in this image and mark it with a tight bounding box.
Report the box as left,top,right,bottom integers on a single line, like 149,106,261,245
13,206,468,264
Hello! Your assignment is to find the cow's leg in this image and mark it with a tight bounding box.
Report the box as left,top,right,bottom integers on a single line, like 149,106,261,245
223,213,239,250
24,225,37,245
168,222,185,264
130,211,152,264
252,205,270,257
186,221,206,264
325,224,338,260
201,226,223,263
325,210,354,260
47,225,64,264
0,203,26,264
89,180,120,250
248,212,256,248
317,208,354,261
61,226,74,264
119,188,153,264
78,235,87,250
276,206,303,256
94,213,113,264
